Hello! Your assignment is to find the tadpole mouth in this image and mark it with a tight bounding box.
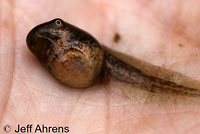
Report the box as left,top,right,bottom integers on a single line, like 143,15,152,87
26,26,55,51
26,29,36,51
26,25,56,66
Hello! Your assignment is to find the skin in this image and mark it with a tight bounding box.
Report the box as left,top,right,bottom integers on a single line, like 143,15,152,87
1,0,200,134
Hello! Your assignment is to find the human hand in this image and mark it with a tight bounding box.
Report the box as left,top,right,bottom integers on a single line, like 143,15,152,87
1,0,200,134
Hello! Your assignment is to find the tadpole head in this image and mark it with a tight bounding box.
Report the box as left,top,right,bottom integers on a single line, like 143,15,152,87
26,18,66,64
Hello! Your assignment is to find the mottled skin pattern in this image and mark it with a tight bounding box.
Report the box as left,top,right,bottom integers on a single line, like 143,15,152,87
27,18,200,96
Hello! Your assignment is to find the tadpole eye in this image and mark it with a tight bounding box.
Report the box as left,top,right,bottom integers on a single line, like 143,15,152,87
55,19,62,26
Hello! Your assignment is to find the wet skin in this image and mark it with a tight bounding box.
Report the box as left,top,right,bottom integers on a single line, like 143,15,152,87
26,18,200,97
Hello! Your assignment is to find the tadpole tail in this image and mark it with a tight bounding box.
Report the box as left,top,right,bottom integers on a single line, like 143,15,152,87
104,51,200,97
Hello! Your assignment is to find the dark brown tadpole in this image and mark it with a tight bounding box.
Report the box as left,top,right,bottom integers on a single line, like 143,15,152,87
26,18,104,88
26,18,200,97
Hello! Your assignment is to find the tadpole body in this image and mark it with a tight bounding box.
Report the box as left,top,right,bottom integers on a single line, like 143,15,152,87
26,18,200,97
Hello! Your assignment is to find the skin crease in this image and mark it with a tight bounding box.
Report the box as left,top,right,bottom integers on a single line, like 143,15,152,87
1,0,200,134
